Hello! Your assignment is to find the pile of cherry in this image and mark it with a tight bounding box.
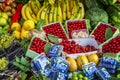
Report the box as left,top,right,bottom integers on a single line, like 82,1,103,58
91,23,117,43
67,20,86,38
60,40,97,54
28,20,120,55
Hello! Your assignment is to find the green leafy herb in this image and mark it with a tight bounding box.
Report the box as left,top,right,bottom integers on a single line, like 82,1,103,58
44,42,51,54
47,34,59,44
105,28,113,40
13,56,30,72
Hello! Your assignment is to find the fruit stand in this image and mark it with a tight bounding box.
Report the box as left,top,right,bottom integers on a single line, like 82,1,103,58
0,0,120,80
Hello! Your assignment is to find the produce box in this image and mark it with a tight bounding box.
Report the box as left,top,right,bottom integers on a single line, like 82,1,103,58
101,35,120,55
65,19,91,39
26,37,48,59
90,22,119,44
41,22,68,40
60,38,99,59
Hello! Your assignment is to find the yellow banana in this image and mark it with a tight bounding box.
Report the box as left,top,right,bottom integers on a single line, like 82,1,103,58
66,0,71,19
35,0,41,9
46,7,50,24
53,4,57,22
25,4,37,22
48,0,55,5
75,8,82,20
40,6,48,20
62,0,67,20
71,0,78,15
78,2,84,19
30,0,39,15
37,5,46,20
57,3,63,23
49,5,54,23
21,4,27,20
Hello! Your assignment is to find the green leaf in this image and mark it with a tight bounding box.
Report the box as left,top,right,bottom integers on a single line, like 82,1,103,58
44,42,51,54
15,56,20,63
47,34,59,44
19,72,27,80
105,28,113,40
13,62,21,67
36,19,46,30
20,56,30,67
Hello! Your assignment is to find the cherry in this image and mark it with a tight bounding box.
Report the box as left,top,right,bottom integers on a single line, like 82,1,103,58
42,23,67,40
92,23,117,44
67,20,87,38
102,36,120,54
29,37,46,54
60,40,97,54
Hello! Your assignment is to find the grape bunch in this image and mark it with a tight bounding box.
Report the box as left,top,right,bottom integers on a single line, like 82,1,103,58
0,57,8,70
0,35,13,48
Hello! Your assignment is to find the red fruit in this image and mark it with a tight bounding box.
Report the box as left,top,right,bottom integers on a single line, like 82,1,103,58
42,23,67,40
29,37,46,54
102,36,120,54
92,23,117,43
67,20,87,38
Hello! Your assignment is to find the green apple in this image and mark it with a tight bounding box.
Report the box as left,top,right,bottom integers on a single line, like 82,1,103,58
72,76,78,80
3,24,9,30
1,13,8,20
0,17,7,26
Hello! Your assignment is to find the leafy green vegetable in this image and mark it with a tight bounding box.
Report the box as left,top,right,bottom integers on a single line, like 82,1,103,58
85,8,108,29
44,42,52,54
13,56,30,72
105,28,113,40
30,76,50,80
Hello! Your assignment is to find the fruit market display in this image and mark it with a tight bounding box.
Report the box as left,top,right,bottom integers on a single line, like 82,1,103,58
1,0,120,80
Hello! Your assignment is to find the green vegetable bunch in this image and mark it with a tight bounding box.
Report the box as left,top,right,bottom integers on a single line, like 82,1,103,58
13,56,30,72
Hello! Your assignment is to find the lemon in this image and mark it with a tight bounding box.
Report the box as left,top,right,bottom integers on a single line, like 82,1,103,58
11,22,21,31
12,31,21,39
23,20,35,31
21,28,30,40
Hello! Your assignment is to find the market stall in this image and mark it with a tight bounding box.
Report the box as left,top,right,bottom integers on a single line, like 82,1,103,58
0,0,120,80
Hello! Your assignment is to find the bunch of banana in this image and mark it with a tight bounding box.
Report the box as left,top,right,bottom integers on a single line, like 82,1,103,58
21,0,41,23
48,0,55,5
70,1,85,20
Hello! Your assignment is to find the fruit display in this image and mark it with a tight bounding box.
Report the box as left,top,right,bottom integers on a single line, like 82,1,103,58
42,23,68,39
1,0,120,80
91,23,118,44
60,40,97,54
102,35,120,54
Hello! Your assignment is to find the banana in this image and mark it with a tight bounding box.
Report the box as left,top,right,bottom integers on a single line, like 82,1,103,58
66,0,71,19
25,4,37,22
53,4,57,22
57,3,63,23
48,0,55,5
75,8,82,20
21,4,27,20
71,0,78,15
35,0,41,9
45,7,50,24
62,0,67,20
37,5,46,20
30,0,39,15
40,6,48,20
49,5,54,23
78,2,84,19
